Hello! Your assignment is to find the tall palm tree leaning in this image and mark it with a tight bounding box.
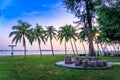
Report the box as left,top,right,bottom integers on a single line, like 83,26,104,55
33,24,46,56
46,26,57,56
58,26,68,55
69,25,77,55
78,26,88,55
58,24,76,55
73,40,79,55
9,20,33,58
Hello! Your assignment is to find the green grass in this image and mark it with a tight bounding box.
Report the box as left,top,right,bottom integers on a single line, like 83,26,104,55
0,54,120,80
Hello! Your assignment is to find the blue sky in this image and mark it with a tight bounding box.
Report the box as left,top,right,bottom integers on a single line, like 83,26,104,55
0,0,60,19
0,0,82,50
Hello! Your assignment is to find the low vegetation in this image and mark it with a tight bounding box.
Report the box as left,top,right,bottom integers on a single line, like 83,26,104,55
0,54,120,80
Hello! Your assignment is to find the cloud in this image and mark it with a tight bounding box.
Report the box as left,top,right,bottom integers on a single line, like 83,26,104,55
23,11,43,16
0,0,11,9
22,2,63,17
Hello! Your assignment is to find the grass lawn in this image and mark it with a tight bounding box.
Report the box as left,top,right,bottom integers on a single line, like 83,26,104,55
0,54,120,80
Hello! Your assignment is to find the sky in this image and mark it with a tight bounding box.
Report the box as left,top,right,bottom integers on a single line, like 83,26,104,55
0,0,89,51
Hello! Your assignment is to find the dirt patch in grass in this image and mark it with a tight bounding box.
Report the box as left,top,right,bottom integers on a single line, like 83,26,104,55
39,64,44,68
46,70,60,74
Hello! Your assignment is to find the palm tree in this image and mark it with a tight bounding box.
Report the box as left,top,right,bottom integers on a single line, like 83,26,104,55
69,25,77,55
78,26,101,56
58,26,69,55
58,25,76,55
33,24,46,56
93,27,101,56
73,40,78,55
46,26,57,56
9,20,33,57
78,26,88,55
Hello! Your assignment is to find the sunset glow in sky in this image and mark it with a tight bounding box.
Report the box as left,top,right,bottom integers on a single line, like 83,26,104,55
0,0,88,50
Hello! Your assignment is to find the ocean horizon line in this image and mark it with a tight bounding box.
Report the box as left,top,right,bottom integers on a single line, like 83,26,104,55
0,50,87,56
0,49,84,52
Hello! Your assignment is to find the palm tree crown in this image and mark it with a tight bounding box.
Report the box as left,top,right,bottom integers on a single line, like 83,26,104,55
9,20,33,57
58,25,76,43
46,26,57,40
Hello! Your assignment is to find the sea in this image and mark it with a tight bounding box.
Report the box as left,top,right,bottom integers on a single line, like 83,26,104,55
0,50,86,56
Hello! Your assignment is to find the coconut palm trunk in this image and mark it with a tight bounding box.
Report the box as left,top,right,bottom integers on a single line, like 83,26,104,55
11,47,14,57
110,44,116,55
109,44,114,55
81,41,87,55
113,44,117,54
73,41,78,55
98,44,102,55
109,44,113,51
99,43,105,55
38,39,42,56
104,43,110,56
65,40,67,55
24,45,27,58
70,39,75,55
96,42,101,57
50,39,54,56
23,35,27,58
111,44,116,55
106,44,112,55
118,45,120,54
117,45,120,54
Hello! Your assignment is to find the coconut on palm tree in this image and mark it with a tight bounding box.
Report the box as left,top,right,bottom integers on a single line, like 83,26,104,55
33,24,46,56
46,26,57,56
9,20,33,57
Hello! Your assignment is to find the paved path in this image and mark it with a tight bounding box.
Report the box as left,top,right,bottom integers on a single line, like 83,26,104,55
56,61,113,69
108,62,120,65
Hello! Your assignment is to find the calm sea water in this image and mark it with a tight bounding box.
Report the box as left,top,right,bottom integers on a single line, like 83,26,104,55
0,50,85,56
